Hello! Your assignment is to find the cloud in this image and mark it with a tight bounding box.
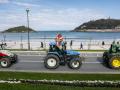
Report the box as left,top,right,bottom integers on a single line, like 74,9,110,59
0,0,9,3
12,1,40,8
0,8,106,31
29,8,106,30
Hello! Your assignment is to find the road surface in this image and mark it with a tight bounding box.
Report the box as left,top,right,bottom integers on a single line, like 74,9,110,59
0,53,120,73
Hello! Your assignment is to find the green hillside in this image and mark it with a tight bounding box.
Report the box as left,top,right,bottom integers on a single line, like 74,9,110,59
2,26,36,33
74,19,120,31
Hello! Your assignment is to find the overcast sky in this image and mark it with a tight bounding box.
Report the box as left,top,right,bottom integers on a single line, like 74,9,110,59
0,0,120,31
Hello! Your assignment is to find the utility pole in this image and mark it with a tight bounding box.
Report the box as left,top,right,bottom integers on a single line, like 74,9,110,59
3,33,6,43
20,31,23,49
26,9,30,50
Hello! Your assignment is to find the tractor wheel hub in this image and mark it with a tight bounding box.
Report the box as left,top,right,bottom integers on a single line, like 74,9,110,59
112,59,120,68
1,61,8,67
47,58,57,67
72,61,80,68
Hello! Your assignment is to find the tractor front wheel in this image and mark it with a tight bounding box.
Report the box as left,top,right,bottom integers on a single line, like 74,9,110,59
0,58,11,68
12,54,18,63
103,52,109,61
44,54,60,69
109,56,120,69
68,60,81,69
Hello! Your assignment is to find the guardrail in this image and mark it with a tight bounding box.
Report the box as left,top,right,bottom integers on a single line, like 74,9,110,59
1,37,120,50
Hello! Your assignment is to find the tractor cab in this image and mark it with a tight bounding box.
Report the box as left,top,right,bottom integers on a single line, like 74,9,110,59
0,43,14,57
49,42,65,55
109,42,120,53
49,42,80,56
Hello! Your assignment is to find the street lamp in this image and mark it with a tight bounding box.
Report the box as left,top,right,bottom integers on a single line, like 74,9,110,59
20,31,24,49
26,9,30,50
3,32,6,43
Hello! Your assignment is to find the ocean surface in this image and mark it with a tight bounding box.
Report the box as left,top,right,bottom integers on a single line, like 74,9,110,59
0,31,120,42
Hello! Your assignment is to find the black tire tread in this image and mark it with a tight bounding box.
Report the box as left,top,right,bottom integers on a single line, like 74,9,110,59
68,59,82,69
0,58,11,68
44,54,60,69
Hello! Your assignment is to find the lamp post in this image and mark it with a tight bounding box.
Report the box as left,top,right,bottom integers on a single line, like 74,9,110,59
20,31,23,49
26,9,30,50
3,32,6,43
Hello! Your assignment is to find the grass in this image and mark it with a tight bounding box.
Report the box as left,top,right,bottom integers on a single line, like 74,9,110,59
0,71,120,80
75,50,106,52
0,84,119,90
0,72,120,90
5,49,106,52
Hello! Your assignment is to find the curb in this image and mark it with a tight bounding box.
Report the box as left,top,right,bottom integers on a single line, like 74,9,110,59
11,51,103,57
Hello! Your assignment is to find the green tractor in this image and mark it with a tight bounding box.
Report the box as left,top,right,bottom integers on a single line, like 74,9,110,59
103,41,120,69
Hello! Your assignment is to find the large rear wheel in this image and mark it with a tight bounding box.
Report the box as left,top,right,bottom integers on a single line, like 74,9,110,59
0,58,11,68
44,54,60,69
109,56,120,69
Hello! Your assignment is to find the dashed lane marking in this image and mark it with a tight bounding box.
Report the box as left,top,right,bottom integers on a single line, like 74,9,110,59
19,60,102,64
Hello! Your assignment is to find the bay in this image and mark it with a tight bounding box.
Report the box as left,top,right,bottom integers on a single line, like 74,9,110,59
0,31,120,42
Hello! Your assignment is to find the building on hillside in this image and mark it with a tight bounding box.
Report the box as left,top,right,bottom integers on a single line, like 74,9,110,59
115,25,120,29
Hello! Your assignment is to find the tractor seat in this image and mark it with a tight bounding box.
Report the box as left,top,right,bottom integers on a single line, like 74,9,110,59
49,42,66,55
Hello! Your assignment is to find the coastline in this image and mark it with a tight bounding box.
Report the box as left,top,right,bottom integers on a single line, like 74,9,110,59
73,29,120,32
3,38,120,50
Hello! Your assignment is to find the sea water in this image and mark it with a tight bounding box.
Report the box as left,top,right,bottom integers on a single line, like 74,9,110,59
0,31,120,42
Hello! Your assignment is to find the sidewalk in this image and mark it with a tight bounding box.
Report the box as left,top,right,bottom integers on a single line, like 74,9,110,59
12,51,104,57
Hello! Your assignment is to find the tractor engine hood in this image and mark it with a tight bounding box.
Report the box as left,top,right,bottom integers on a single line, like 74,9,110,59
0,50,14,57
65,50,80,56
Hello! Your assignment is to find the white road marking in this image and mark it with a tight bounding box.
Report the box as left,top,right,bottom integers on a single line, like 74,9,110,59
19,55,46,56
19,61,44,63
19,55,102,58
83,62,102,64
19,60,102,64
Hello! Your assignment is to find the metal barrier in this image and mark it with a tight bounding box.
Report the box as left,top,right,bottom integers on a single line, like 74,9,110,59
0,37,119,50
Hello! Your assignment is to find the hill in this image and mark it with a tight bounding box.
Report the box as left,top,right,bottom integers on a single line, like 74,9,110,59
74,19,120,32
2,26,36,33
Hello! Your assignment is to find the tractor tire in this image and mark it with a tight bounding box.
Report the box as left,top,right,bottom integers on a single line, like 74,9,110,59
44,54,60,69
103,52,109,66
0,58,11,68
12,54,18,63
109,56,120,69
103,52,108,61
68,60,81,69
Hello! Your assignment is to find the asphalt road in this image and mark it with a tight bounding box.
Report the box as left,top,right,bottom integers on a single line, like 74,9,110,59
1,53,120,73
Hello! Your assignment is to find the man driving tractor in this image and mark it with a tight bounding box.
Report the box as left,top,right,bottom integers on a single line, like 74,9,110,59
55,33,64,49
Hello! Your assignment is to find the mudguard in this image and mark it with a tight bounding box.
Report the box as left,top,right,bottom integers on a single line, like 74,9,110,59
65,50,80,56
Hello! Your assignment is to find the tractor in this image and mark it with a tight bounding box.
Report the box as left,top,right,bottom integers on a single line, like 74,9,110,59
44,42,82,69
0,44,17,68
103,42,120,69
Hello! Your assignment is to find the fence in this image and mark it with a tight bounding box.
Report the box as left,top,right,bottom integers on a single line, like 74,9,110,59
1,37,120,50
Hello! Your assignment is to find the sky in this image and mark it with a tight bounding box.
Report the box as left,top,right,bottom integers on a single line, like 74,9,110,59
0,0,120,31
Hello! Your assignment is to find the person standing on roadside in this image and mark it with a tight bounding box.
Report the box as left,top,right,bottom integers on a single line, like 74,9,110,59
41,42,43,48
80,43,83,50
70,40,73,49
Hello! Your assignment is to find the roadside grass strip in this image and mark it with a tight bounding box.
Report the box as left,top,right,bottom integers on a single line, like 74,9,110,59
0,72,120,81
0,72,120,89
0,79,120,87
0,84,119,90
